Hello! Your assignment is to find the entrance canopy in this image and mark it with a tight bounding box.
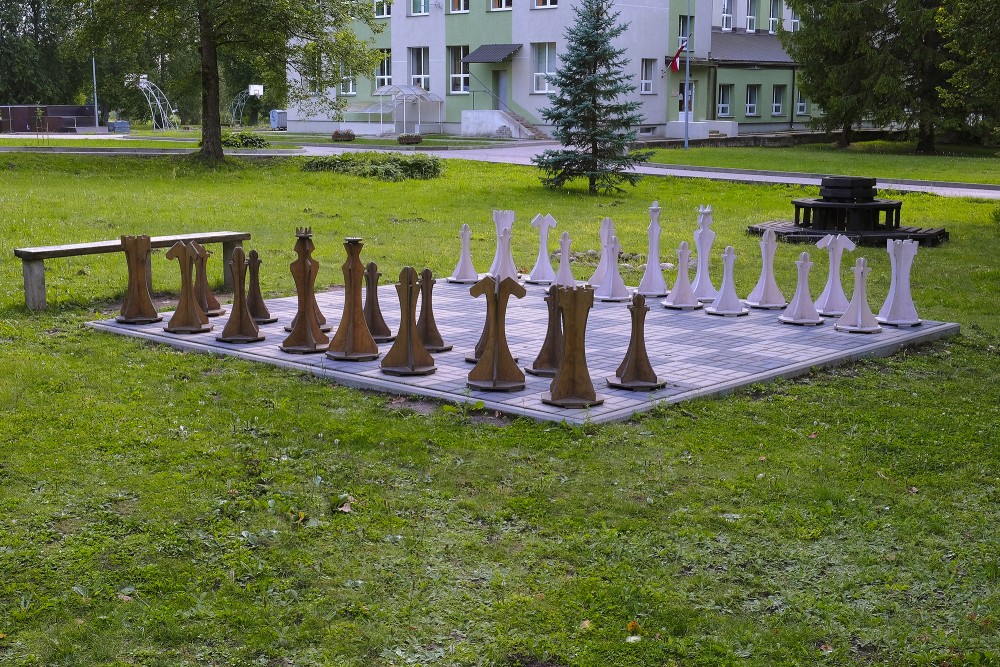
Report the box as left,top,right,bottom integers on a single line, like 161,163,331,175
462,44,522,64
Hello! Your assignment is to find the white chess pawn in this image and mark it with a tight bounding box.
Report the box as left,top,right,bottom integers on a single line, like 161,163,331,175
526,214,558,284
691,205,719,302
594,236,631,301
745,228,786,309
637,201,669,297
552,231,577,288
447,223,479,283
779,251,824,326
706,246,749,316
492,228,519,282
589,217,616,286
489,209,517,278
835,257,882,333
662,241,702,310
814,234,856,317
877,239,920,326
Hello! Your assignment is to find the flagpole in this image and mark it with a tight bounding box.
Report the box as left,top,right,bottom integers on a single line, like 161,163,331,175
684,0,690,149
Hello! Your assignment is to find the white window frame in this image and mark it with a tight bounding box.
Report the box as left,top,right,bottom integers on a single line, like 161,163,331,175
491,0,512,10
679,15,694,49
772,84,784,115
374,0,391,17
375,50,392,88
451,0,469,12
534,0,557,7
717,83,733,116
796,90,808,115
533,42,557,93
721,0,733,31
768,0,780,33
640,59,655,94
746,0,756,31
340,71,356,96
790,10,800,32
746,84,760,116
412,0,429,16
449,46,470,94
410,47,430,90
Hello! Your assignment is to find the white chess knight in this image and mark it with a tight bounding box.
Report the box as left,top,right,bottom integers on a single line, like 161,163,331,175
589,217,617,286
779,251,824,325
492,227,519,282
662,241,702,310
594,236,631,301
552,231,577,288
706,246,749,316
637,201,669,297
526,214,558,284
814,234,856,316
489,209,517,278
691,205,720,302
745,228,786,309
836,257,882,333
447,223,479,283
877,239,921,326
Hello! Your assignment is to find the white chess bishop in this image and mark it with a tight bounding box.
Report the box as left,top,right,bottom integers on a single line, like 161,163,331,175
835,257,882,333
552,231,577,288
779,251,824,325
706,246,749,316
662,241,702,310
594,236,631,302
526,214,558,284
589,217,616,287
745,228,786,309
814,234,856,317
691,205,719,302
637,201,669,297
447,223,479,283
489,209,517,279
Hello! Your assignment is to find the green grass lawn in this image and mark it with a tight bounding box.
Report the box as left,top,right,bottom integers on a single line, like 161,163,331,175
0,138,202,149
0,154,998,667
647,140,1000,185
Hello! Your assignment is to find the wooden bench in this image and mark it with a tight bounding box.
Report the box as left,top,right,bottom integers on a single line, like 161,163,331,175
13,231,251,310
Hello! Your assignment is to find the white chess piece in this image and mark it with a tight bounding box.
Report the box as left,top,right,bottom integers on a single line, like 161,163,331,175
589,217,616,286
706,246,749,316
526,214,558,284
745,228,786,309
662,241,702,310
877,239,920,326
691,205,719,302
594,236,631,301
814,234,856,316
552,231,577,288
836,257,882,333
447,223,479,283
637,201,669,297
779,251,824,325
492,228,519,282
489,209,517,278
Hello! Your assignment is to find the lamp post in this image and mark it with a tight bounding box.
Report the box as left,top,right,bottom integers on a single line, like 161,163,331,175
91,0,98,129
683,0,690,149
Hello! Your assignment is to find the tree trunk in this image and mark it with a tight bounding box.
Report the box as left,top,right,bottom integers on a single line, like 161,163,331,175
197,5,224,161
837,124,852,148
915,121,935,154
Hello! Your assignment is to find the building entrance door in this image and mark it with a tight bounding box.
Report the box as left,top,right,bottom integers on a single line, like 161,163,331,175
678,81,695,122
492,71,509,112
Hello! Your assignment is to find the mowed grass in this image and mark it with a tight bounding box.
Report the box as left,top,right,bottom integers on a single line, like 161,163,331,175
647,140,1000,185
0,138,202,149
0,154,998,667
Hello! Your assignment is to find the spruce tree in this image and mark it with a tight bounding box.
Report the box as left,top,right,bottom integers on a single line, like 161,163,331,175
531,0,652,194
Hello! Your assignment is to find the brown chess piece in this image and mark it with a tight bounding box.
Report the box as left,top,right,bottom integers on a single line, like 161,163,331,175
525,287,563,377
380,267,435,376
607,293,666,390
117,235,162,324
327,238,380,361
280,228,329,354
217,247,264,343
164,241,212,334
542,286,604,408
364,262,394,343
415,268,452,352
466,295,518,364
246,249,277,324
191,241,226,317
467,275,526,392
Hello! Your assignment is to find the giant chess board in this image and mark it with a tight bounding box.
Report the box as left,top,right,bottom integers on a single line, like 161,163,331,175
88,281,958,425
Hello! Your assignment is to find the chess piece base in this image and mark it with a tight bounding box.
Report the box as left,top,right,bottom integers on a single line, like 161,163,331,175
426,343,454,353
637,290,668,298
524,366,557,378
117,315,163,324
279,342,328,354
596,295,632,303
164,324,213,334
467,353,517,364
705,306,749,317
467,379,525,392
286,323,332,333
876,317,921,327
381,365,436,376
541,392,605,409
217,333,264,344
606,376,667,391
745,301,786,310
662,302,703,311
835,323,882,334
326,350,380,361
778,315,824,326
447,277,479,284
204,307,226,317
523,278,552,285
373,334,396,343
818,310,846,318
253,315,279,325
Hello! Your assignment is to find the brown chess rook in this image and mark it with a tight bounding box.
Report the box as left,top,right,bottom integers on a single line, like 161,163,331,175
363,262,394,343
542,285,604,408
525,287,563,377
246,249,277,324
380,267,436,376
280,228,329,354
607,293,666,390
327,238,380,361
467,275,526,391
164,241,212,334
218,246,264,343
117,235,162,324
192,241,226,317
415,268,452,352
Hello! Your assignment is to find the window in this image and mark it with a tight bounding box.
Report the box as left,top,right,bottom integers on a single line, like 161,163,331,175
768,0,780,32
721,0,733,30
535,0,557,7
772,84,785,115
412,0,429,15
451,0,469,12
746,84,760,115
638,126,656,136
678,81,694,113
374,0,390,17
533,42,557,92
790,10,800,31
375,50,392,88
450,46,470,93
746,0,756,31
678,15,694,49
796,90,808,115
640,59,655,94
718,83,733,116
304,44,325,93
340,68,356,96
409,47,429,90
492,0,512,10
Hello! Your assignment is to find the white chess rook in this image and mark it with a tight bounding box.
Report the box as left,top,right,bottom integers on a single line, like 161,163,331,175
552,231,577,288
448,223,479,283
745,228,786,309
779,251,824,325
706,246,749,316
526,214,558,284
662,241,702,310
594,236,631,301
637,201,669,297
877,239,920,326
489,209,517,278
835,257,882,333
814,234,856,316
589,217,616,287
691,205,719,302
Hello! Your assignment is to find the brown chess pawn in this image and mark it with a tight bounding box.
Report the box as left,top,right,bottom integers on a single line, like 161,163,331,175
246,249,277,324
467,275,526,392
542,285,604,408
380,267,435,376
327,238,379,361
280,228,329,354
164,241,212,334
191,241,226,317
607,293,666,390
364,262,394,343
117,235,162,324
415,268,452,352
525,287,563,377
218,247,264,343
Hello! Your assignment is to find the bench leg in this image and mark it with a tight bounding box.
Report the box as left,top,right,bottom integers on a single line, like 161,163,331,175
22,259,46,310
145,253,153,295
221,240,242,291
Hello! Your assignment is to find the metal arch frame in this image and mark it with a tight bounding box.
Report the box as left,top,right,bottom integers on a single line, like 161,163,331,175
132,75,178,130
230,86,264,128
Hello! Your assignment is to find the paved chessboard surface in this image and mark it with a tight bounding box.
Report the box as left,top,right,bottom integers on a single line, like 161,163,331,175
88,281,959,425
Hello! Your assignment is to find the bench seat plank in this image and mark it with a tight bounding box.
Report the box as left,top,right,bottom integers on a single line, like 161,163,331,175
14,231,251,261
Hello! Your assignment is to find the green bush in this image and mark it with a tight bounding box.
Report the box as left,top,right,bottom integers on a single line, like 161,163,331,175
221,131,270,148
397,133,423,145
302,152,443,181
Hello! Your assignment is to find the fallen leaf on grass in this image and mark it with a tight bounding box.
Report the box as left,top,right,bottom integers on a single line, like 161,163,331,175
877,470,888,480
627,620,641,633
0,633,7,639
819,643,833,654
626,635,641,643
807,432,819,439
579,619,591,630
907,486,919,495
117,593,133,602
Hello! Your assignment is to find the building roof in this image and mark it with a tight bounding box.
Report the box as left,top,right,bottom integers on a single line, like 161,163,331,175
462,44,522,64
708,30,794,66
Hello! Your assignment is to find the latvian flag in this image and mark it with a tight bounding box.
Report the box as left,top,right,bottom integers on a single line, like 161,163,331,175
670,39,688,72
